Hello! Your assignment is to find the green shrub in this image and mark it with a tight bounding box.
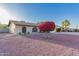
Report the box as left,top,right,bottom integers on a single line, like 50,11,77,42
0,24,7,29
56,28,61,32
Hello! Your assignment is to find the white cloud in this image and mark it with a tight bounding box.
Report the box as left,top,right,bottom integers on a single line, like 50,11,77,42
0,7,20,24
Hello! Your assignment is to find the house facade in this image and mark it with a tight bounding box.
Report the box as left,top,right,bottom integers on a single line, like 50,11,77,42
8,20,39,34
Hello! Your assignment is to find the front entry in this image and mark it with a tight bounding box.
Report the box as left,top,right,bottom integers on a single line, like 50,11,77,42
22,27,26,34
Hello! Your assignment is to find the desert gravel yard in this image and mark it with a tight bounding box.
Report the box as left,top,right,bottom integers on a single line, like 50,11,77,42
0,33,79,56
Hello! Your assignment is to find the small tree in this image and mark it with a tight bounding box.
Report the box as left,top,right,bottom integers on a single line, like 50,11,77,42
37,21,55,33
61,19,70,30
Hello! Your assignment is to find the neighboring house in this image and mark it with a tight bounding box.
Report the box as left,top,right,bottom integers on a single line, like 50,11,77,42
8,20,39,34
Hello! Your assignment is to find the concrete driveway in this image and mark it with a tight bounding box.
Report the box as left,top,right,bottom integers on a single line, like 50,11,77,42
0,33,79,56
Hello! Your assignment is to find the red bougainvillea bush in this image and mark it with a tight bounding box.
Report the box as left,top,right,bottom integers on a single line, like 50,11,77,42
37,21,55,32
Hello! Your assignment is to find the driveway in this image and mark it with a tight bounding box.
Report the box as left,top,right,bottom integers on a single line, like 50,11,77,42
0,33,79,56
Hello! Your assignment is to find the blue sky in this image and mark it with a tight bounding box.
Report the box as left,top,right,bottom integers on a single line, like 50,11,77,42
0,3,79,28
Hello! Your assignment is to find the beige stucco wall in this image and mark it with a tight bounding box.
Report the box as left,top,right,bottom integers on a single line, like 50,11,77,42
36,27,40,33
9,22,39,34
9,22,16,34
15,26,23,34
26,27,33,33
15,26,35,34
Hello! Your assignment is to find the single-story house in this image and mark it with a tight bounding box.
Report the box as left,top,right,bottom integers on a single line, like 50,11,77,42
8,20,39,34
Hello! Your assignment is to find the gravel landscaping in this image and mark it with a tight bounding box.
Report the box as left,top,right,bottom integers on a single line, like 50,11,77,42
0,33,79,56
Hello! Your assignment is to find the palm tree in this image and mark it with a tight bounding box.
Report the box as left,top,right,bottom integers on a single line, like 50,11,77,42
61,19,70,30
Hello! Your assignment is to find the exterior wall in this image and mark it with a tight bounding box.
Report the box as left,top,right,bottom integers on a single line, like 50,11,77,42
37,27,40,32
26,27,33,34
15,26,37,34
15,26,23,34
9,22,16,34
9,23,39,34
